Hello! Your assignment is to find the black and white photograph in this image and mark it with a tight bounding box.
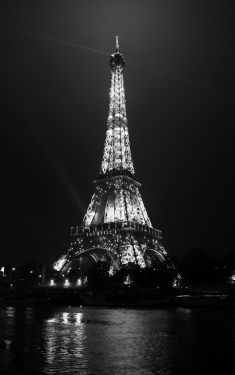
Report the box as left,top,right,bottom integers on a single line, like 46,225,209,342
1,1,234,374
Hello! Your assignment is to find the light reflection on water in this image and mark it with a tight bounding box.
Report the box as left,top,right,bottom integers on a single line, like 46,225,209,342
44,311,86,373
0,306,234,374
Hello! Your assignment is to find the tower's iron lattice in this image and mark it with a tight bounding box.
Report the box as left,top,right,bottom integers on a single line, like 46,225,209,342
54,38,173,276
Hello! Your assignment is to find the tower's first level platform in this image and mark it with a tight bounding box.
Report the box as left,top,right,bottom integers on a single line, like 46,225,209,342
54,225,173,276
71,221,162,240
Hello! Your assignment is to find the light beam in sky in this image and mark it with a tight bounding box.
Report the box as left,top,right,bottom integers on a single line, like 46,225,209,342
10,92,86,215
1,24,231,94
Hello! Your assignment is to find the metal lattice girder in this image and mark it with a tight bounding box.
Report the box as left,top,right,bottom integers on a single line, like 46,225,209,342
83,175,152,228
54,230,172,274
101,66,134,175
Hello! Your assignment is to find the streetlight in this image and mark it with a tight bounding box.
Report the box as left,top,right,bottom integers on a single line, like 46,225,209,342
64,279,70,287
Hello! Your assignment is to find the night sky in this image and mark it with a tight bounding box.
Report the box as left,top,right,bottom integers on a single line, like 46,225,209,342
1,0,233,265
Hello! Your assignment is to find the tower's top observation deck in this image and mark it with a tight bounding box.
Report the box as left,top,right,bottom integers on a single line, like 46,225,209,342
109,36,125,72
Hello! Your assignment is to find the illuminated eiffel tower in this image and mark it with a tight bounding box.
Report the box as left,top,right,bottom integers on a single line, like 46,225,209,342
54,37,173,276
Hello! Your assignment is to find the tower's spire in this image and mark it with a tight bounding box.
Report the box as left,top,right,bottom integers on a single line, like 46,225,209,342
109,37,125,71
116,35,119,52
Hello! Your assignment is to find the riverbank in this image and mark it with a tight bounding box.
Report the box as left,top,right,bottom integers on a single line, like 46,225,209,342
1,285,235,308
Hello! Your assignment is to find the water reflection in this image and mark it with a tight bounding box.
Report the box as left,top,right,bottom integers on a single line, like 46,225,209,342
44,309,86,373
42,308,191,374
1,307,15,372
6,306,16,319
0,306,234,374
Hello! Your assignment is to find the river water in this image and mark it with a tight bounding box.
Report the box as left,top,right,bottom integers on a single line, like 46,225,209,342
0,305,234,374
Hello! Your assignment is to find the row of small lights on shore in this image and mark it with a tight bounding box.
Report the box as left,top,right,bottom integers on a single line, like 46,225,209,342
1,267,42,278
49,278,83,287
49,275,133,287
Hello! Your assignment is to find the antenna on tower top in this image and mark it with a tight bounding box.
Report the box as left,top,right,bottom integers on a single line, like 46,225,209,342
115,35,119,52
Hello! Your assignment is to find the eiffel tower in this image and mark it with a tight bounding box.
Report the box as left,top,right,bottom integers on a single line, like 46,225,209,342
54,37,173,277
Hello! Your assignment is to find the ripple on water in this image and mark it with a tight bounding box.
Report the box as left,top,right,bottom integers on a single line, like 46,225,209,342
0,306,234,374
